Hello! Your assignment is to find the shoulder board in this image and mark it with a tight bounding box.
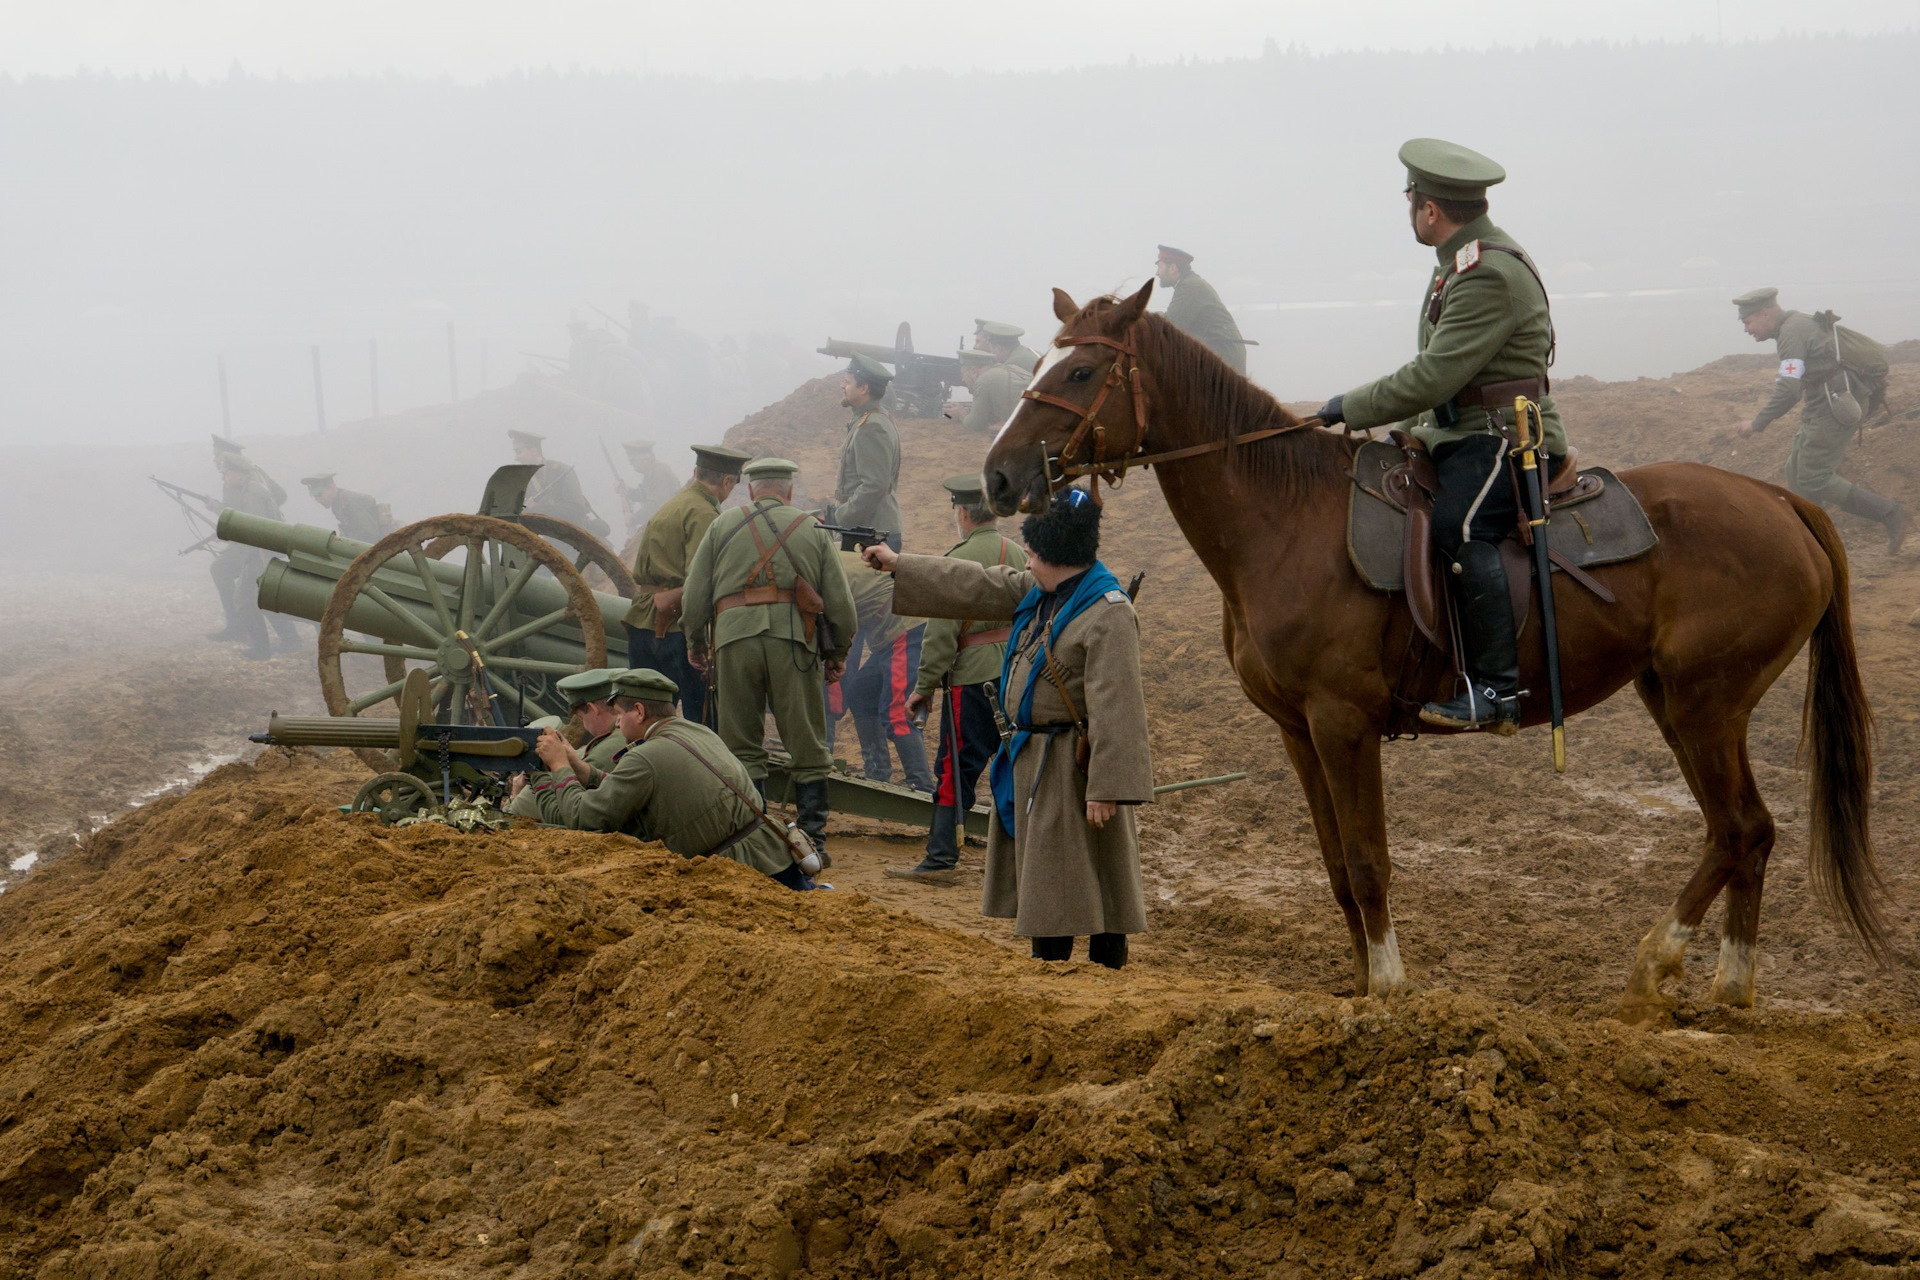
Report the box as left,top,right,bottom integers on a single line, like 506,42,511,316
1103,589,1130,605
1454,241,1482,273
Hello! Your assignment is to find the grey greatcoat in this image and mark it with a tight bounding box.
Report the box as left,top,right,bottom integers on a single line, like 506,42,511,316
891,554,1153,937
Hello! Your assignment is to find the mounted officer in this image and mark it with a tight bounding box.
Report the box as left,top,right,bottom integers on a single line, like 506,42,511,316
1732,288,1905,552
1317,138,1565,736
1155,246,1249,374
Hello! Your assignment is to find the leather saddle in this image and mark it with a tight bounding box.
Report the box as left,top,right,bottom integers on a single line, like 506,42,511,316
1347,433,1658,658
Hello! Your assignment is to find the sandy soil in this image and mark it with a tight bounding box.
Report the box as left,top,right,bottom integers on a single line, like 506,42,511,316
0,344,1917,1277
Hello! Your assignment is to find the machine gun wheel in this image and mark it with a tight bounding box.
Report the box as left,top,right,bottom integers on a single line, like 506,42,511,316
318,514,608,772
351,772,435,823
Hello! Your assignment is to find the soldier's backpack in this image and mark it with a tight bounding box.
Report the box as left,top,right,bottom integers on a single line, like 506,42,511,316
1812,311,1890,427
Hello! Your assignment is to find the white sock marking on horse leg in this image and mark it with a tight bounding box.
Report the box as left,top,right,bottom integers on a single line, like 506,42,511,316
1713,937,1757,1004
1368,925,1406,992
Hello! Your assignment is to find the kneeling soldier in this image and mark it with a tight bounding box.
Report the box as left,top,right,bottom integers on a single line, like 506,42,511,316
865,487,1152,967
531,668,816,890
506,667,629,817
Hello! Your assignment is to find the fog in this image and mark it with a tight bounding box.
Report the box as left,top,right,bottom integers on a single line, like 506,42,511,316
1,31,1917,569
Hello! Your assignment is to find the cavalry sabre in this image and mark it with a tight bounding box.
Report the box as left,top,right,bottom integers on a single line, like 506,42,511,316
1513,395,1567,772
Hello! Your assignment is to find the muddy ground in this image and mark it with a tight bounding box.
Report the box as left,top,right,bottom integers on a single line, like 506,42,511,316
0,344,1917,1277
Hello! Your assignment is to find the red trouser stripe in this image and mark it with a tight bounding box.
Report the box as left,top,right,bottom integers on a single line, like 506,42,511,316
885,636,911,735
934,686,963,807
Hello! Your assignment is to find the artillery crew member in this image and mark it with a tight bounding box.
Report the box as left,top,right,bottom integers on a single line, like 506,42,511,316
887,474,1029,885
975,319,1040,374
825,353,902,550
506,667,629,817
622,439,683,532
301,474,391,544
512,429,612,539
680,457,857,859
1155,246,1249,374
212,435,289,513
954,348,1032,434
209,447,305,660
866,487,1152,967
1732,289,1905,551
530,668,816,890
1317,138,1564,735
625,443,749,721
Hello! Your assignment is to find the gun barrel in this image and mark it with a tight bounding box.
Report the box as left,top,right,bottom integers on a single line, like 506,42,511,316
817,338,900,363
263,712,403,749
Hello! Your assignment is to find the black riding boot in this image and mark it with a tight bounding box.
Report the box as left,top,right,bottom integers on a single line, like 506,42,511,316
1841,485,1908,554
853,715,890,782
1031,936,1074,961
1420,540,1521,735
794,778,831,869
885,807,960,882
1087,933,1129,969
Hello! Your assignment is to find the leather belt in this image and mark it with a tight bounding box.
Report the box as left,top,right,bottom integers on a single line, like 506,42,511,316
1451,376,1545,414
716,586,796,612
958,626,1010,650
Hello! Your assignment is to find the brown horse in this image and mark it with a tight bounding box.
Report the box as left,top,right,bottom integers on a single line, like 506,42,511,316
983,282,1886,1020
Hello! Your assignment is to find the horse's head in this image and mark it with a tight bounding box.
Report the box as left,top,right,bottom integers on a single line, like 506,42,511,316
983,281,1155,515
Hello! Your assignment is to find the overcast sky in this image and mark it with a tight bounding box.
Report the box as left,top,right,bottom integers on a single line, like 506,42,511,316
10,0,1918,80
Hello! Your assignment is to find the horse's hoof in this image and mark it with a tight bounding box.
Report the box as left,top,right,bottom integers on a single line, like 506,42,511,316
1706,981,1755,1009
1616,996,1674,1027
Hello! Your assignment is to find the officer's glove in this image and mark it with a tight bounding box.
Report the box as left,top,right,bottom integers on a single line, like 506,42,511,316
1316,394,1346,426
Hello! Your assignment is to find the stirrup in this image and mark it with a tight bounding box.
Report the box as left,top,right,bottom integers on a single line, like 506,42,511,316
1419,685,1521,736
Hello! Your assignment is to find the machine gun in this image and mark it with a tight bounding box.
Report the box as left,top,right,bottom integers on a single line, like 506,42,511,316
151,476,223,555
817,522,892,552
818,322,962,418
251,669,545,823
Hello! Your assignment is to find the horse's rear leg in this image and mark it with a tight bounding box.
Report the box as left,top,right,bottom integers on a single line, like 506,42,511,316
1621,691,1775,1021
1281,727,1370,995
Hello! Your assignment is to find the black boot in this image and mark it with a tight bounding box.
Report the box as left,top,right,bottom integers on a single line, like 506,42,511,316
1031,936,1074,961
852,715,890,782
1087,933,1129,970
885,807,960,883
794,778,831,869
892,732,935,794
1842,486,1908,554
1420,540,1521,735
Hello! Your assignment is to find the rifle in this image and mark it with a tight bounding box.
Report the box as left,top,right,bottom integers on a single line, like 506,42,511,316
1513,395,1567,774
817,522,892,552
152,476,223,555
599,437,635,536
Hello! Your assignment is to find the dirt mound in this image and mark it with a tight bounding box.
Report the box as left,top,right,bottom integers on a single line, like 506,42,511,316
2,752,1918,1279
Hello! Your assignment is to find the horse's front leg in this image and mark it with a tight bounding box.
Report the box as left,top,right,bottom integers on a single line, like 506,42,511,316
1279,727,1368,994
1308,706,1409,997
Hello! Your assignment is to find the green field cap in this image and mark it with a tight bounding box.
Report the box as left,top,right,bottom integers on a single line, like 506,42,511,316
742,457,800,481
300,473,337,491
1733,288,1780,319
610,668,680,700
1400,137,1506,201
690,444,751,475
979,320,1025,339
847,352,893,386
508,429,546,448
557,666,629,705
942,473,987,503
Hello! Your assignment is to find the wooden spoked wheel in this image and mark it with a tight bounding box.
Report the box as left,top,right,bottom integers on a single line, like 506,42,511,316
316,514,607,772
518,513,637,598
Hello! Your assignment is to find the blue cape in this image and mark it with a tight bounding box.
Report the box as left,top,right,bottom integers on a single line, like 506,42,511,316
988,562,1123,836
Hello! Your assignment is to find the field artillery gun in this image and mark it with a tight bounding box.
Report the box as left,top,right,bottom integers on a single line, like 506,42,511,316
818,322,962,418
217,465,636,771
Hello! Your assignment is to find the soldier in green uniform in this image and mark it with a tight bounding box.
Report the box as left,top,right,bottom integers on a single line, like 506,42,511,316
624,444,750,721
1155,246,1249,374
300,473,391,544
1317,138,1564,734
951,348,1033,434
512,429,611,539
529,668,817,890
974,320,1040,374
1732,288,1905,551
887,474,1028,885
505,667,628,818
621,439,682,533
209,447,305,659
680,457,857,859
826,353,902,551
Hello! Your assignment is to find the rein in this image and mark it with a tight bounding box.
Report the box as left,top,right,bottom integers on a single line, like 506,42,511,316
1020,325,1322,496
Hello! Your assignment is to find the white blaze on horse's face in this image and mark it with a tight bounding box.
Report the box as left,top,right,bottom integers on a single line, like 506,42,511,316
993,340,1077,446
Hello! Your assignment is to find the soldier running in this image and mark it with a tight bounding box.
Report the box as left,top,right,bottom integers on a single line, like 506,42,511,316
624,444,750,721
1316,138,1566,735
680,457,856,861
208,440,305,660
512,429,611,538
300,473,391,543
886,474,1029,886
1732,288,1905,551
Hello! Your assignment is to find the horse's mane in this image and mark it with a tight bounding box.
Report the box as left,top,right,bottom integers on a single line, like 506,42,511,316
1069,296,1355,502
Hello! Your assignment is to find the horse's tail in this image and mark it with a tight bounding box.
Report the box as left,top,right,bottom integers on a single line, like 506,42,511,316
1789,492,1888,961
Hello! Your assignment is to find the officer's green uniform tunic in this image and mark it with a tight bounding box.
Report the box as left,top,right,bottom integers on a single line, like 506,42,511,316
330,487,388,544
680,499,857,784
913,526,1028,698
623,480,722,632
1752,310,1857,507
1342,215,1568,456
832,407,902,535
964,363,1033,434
525,459,610,538
535,717,793,876
1164,271,1248,374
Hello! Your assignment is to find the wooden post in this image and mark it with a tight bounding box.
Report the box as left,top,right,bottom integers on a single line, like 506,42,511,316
447,321,459,402
310,345,327,431
217,355,232,432
369,339,380,419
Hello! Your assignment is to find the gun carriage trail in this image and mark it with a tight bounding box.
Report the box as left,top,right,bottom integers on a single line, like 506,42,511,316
2,345,1920,1277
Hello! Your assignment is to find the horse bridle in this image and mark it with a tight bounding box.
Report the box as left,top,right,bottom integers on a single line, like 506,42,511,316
1019,323,1319,498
